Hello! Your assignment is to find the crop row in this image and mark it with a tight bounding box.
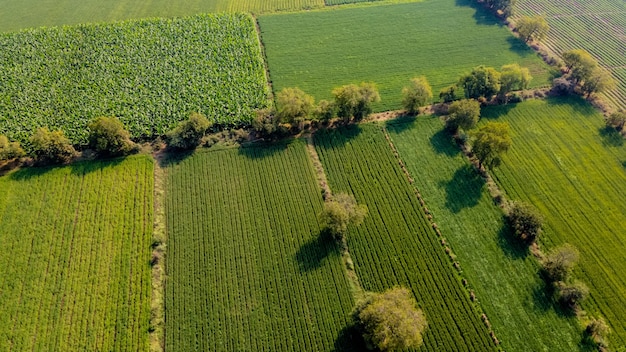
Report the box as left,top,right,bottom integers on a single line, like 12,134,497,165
314,124,495,351
165,142,354,351
0,156,153,351
0,13,269,145
484,97,626,346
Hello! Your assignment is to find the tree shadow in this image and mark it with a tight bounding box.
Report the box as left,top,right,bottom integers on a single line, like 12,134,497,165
313,125,362,150
506,36,536,57
384,115,416,135
333,324,367,352
295,230,338,273
496,221,529,259
157,149,195,168
441,164,485,213
454,0,503,26
598,126,624,147
238,139,290,159
69,156,124,176
480,102,519,120
531,279,554,313
430,128,460,157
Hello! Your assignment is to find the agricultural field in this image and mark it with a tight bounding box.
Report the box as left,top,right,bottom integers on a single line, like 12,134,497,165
314,124,495,351
259,0,553,112
386,117,581,351
0,13,268,146
0,0,325,33
482,97,626,347
164,142,354,351
0,156,153,351
516,0,626,110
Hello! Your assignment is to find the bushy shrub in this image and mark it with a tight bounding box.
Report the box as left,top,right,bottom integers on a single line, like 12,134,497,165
319,193,367,240
507,201,543,244
276,87,315,126
167,112,211,150
88,116,136,156
30,128,77,165
439,85,458,103
541,244,579,283
585,317,610,349
0,135,25,161
555,280,588,310
333,82,380,122
606,111,626,132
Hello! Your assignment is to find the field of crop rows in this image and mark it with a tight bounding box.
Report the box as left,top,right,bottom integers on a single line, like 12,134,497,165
483,98,626,346
314,124,495,351
0,13,268,146
164,142,354,351
0,156,153,351
259,0,552,112
516,0,626,110
386,117,581,351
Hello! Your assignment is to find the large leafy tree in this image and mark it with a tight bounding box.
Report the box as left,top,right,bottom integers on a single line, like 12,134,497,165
562,49,597,84
445,99,481,133
333,82,380,122
402,76,433,114
516,15,549,43
459,66,501,100
499,64,532,102
471,121,511,168
319,193,367,240
276,87,315,125
88,116,136,156
30,128,76,165
167,112,211,150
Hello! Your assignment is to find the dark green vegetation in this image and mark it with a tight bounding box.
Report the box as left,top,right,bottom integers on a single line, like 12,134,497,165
387,116,581,351
259,0,552,111
0,156,153,351
0,13,268,145
483,97,626,346
315,124,495,351
164,142,354,351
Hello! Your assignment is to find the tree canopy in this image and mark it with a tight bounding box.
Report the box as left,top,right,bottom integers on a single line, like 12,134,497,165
516,15,549,43
445,99,481,133
499,63,532,102
459,66,501,100
319,193,367,240
581,67,616,98
562,49,597,84
0,135,25,161
402,76,433,114
333,83,380,122
30,128,76,165
507,201,543,244
88,116,136,156
276,87,315,125
167,112,212,150
471,121,512,168
541,244,579,283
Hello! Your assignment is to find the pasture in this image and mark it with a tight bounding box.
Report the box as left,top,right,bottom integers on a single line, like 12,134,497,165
164,142,354,351
386,117,581,351
516,0,626,110
0,13,268,145
259,0,552,112
314,124,495,351
483,97,626,346
0,156,153,351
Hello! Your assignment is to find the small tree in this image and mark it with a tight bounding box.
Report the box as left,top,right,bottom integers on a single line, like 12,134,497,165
459,66,501,100
555,280,589,310
402,76,433,114
167,112,211,150
471,122,511,168
499,64,532,102
606,111,626,132
445,99,481,133
88,116,136,156
30,128,76,165
315,99,336,122
507,201,543,244
333,82,380,122
0,135,25,161
276,87,315,126
581,68,616,99
352,287,427,351
585,317,610,349
562,49,597,84
516,15,549,43
541,244,579,283
319,193,367,240
439,85,458,103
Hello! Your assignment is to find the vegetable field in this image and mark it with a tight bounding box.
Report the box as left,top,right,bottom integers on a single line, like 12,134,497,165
164,142,354,351
386,117,581,351
259,0,552,112
0,156,153,351
0,13,268,145
516,0,626,110
314,124,495,351
483,97,626,346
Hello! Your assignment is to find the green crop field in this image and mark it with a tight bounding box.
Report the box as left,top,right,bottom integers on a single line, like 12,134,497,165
164,142,354,351
259,0,552,112
0,13,268,146
482,97,626,347
314,124,495,351
0,0,325,33
516,0,626,110
0,156,153,351
386,117,581,351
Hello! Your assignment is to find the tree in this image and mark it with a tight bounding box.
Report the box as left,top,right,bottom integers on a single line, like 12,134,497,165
499,64,532,102
507,201,543,244
352,287,427,351
562,49,597,84
516,15,549,43
483,0,516,18
471,122,512,168
585,317,610,348
439,85,458,103
30,128,77,165
315,99,336,122
276,87,315,126
88,116,136,156
581,67,616,98
606,111,626,132
319,193,367,240
445,99,481,133
541,244,579,283
0,135,25,161
167,112,211,150
459,66,501,100
556,280,589,310
402,76,433,114
333,83,380,122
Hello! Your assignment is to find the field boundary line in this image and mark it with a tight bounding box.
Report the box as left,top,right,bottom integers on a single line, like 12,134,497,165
149,155,167,352
253,15,275,105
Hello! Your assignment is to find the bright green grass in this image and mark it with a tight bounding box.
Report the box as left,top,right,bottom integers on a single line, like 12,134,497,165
314,124,495,351
0,0,325,33
482,97,626,347
259,0,553,112
386,117,582,351
0,14,268,146
164,141,354,351
0,156,153,351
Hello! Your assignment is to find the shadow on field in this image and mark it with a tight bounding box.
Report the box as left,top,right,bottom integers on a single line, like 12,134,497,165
598,126,624,147
506,36,536,57
441,164,484,213
314,125,362,150
333,324,367,352
295,230,338,272
157,149,195,168
430,129,460,157
531,278,554,313
238,140,289,159
454,0,503,27
497,221,529,259
384,115,416,134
